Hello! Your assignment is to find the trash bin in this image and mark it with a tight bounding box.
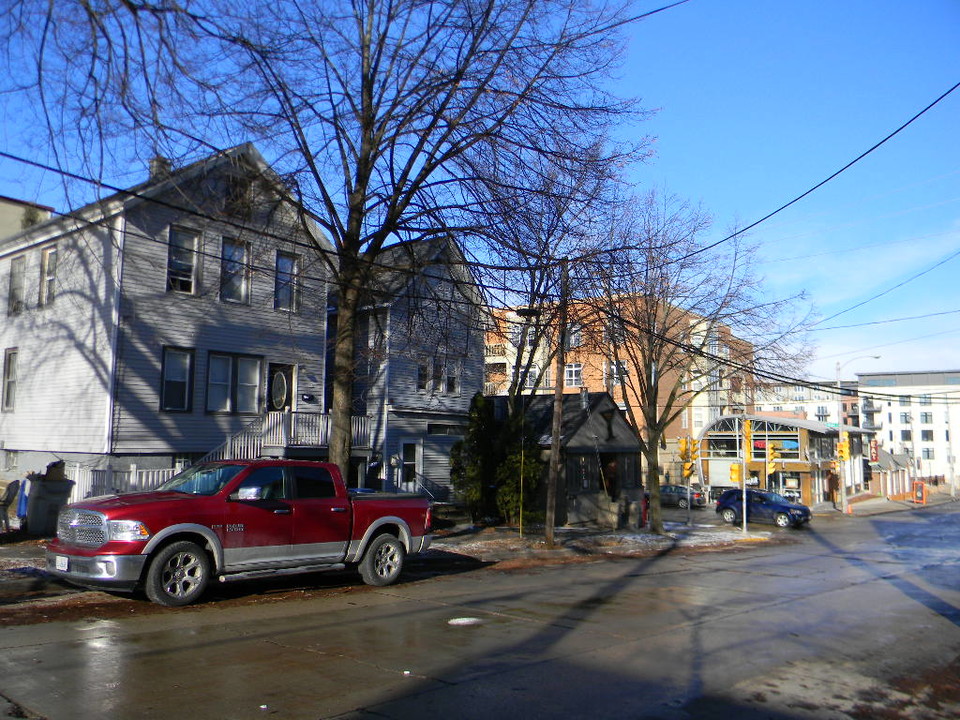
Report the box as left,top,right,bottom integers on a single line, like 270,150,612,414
25,464,74,536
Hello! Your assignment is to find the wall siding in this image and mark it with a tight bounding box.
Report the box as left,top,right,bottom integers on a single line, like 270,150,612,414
111,189,329,456
0,217,119,455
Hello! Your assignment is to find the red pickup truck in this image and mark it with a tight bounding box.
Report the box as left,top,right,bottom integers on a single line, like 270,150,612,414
45,460,432,606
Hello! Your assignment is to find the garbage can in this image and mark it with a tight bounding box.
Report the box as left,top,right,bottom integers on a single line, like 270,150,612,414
26,476,75,537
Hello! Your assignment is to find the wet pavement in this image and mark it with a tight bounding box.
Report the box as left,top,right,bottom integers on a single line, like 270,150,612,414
0,490,956,610
0,493,956,720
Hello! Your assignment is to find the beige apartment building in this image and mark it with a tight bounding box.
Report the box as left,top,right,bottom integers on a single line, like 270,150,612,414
483,296,754,483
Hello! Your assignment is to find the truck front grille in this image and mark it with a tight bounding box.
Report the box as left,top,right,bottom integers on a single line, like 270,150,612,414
57,509,107,547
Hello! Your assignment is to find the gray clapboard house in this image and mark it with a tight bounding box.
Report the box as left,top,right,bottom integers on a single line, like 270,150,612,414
346,239,485,500
0,144,349,497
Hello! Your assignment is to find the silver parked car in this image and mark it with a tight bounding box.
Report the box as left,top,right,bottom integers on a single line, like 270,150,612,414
658,484,708,509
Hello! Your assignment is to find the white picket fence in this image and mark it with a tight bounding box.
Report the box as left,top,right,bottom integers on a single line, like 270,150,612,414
66,463,180,504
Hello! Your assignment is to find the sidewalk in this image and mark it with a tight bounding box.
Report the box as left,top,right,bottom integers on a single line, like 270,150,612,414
812,488,960,517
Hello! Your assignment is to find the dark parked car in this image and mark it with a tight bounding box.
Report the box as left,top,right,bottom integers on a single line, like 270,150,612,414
715,488,811,528
659,484,707,509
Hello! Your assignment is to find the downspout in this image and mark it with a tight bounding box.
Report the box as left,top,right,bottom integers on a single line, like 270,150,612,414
103,213,126,456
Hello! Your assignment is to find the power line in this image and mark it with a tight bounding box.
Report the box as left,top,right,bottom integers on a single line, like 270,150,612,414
683,79,960,261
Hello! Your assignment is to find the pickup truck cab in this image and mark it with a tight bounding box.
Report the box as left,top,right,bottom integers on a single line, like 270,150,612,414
46,460,432,606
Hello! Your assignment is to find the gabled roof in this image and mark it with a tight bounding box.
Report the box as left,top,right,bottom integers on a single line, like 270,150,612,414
491,392,641,453
1,143,331,253
364,236,481,308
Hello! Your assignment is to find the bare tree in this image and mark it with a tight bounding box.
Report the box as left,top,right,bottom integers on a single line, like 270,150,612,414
1,0,647,476
582,191,812,534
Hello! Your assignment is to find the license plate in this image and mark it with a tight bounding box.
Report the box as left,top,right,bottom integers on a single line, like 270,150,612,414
55,555,68,572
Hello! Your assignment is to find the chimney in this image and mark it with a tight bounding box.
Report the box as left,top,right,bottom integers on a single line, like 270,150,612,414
149,156,172,181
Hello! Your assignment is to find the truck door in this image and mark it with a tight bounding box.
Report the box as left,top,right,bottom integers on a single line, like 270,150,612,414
285,465,350,563
221,466,294,569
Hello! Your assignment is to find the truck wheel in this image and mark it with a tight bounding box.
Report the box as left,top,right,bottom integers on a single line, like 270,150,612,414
144,541,210,607
359,534,405,587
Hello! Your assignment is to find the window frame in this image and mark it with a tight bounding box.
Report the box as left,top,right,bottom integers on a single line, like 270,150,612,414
166,227,200,294
7,255,26,315
219,237,250,304
274,250,302,312
160,346,195,412
205,352,262,415
38,245,58,307
1,348,17,412
565,362,583,388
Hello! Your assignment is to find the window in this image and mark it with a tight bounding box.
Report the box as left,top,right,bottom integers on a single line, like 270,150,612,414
274,251,301,311
899,413,910,424
1,349,16,411
7,256,25,315
400,442,418,487
816,406,829,422
220,238,249,303
431,360,459,394
921,430,934,442
167,228,199,293
161,347,194,412
236,467,286,501
291,465,336,499
609,360,627,386
206,353,261,413
606,318,627,345
38,245,57,306
416,361,429,391
565,363,583,387
565,323,583,350
920,412,933,424
899,395,911,407
901,430,912,442
919,394,932,406
523,364,541,389
922,448,935,460
443,362,459,394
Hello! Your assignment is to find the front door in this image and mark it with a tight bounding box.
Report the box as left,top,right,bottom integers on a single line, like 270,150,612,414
268,364,294,411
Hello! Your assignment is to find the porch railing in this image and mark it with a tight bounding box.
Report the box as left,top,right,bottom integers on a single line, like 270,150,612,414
262,411,371,450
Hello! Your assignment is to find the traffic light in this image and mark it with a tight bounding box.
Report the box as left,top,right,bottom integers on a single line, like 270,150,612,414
730,463,742,484
837,431,850,461
742,419,752,456
766,444,781,475
682,437,699,479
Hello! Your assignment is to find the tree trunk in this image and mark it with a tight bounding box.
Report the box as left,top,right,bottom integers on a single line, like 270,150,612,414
644,443,664,534
329,264,362,480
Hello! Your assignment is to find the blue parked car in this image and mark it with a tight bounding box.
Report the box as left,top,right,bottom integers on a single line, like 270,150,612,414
715,489,811,528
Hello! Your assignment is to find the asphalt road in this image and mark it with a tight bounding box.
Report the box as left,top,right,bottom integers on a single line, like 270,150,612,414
0,504,958,719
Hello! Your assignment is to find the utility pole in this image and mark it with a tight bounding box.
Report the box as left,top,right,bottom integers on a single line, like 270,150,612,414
545,261,568,548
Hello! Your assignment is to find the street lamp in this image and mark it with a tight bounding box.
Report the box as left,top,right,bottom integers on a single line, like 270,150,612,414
835,355,880,514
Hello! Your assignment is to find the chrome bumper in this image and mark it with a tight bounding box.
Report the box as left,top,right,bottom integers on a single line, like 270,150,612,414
45,550,147,592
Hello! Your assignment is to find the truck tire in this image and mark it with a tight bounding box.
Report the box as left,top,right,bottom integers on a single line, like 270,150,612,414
144,540,211,606
359,534,405,587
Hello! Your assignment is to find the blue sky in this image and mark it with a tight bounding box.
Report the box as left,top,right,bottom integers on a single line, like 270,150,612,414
2,0,958,385
622,0,960,383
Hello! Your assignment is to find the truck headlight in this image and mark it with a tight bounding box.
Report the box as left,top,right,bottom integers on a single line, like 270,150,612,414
107,520,151,542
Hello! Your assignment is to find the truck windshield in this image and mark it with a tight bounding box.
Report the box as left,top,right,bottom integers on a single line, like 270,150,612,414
157,464,246,496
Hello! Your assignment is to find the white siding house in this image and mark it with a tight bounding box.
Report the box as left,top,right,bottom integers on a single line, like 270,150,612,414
1,144,335,493
349,239,485,500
